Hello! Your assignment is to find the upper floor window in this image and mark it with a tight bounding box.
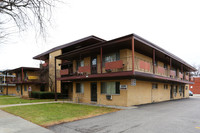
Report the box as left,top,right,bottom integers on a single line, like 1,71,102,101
103,52,120,66
164,63,168,69
154,60,158,66
101,82,120,95
76,60,84,70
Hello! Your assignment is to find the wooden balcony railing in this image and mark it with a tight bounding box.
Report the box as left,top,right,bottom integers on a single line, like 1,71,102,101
185,75,189,81
78,66,90,73
105,60,123,70
60,69,69,76
155,66,168,76
134,57,153,73
170,70,176,78
179,72,183,79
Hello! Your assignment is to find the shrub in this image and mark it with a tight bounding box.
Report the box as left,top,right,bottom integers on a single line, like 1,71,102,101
31,91,62,99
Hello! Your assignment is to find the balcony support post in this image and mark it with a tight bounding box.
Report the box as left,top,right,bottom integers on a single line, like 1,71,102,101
21,68,24,83
153,49,155,74
6,70,8,95
55,58,57,101
132,37,135,74
181,64,183,73
100,47,103,74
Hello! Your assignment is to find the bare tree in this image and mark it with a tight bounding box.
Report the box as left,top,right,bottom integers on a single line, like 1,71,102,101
0,0,56,40
190,64,200,77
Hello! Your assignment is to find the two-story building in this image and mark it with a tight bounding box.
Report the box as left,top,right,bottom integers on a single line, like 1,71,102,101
5,67,47,97
34,34,196,106
0,71,16,95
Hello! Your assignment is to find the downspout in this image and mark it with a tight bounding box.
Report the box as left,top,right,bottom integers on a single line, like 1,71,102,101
55,58,57,101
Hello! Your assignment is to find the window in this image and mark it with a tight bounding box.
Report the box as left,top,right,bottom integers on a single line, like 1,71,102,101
24,72,28,80
164,84,168,89
154,60,158,66
186,86,188,90
103,52,120,66
76,60,84,70
179,85,182,93
92,58,97,65
152,83,158,89
24,85,27,91
164,63,168,69
76,83,84,93
101,82,120,95
16,85,21,93
174,85,178,93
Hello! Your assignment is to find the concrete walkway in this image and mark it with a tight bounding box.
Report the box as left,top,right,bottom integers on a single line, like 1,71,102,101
0,110,54,133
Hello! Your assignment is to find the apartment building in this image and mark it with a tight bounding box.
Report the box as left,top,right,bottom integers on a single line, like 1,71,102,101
33,34,196,106
5,67,47,97
0,71,16,94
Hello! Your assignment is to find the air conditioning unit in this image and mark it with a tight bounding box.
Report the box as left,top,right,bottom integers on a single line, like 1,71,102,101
106,95,112,100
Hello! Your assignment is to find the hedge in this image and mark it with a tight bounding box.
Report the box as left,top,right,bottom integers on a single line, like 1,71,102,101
30,91,63,99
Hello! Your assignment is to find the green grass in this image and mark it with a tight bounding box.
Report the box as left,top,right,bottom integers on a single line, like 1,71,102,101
2,103,119,126
0,96,54,105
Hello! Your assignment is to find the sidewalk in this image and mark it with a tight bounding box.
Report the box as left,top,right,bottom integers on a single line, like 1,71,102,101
0,110,53,133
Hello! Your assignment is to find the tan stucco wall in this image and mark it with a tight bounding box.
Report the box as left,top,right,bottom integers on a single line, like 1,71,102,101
72,79,189,107
49,50,62,93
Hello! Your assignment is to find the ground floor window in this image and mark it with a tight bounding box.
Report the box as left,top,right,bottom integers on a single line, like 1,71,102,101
164,84,168,89
24,85,27,91
76,83,84,93
152,83,158,89
16,85,21,93
101,82,120,95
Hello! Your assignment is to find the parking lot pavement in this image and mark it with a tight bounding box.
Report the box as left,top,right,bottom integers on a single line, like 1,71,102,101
0,110,54,133
49,96,200,133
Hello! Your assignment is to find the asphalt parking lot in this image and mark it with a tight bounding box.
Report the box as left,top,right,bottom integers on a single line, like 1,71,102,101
49,96,200,133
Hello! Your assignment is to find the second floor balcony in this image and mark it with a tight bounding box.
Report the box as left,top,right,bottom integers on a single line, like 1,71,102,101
55,35,194,84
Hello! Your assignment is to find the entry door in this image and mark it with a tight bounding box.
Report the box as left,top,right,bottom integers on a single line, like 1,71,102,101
170,85,173,99
20,85,23,96
91,56,97,74
91,82,97,102
182,86,185,97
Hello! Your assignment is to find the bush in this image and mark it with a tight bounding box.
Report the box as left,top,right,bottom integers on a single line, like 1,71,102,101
31,91,62,99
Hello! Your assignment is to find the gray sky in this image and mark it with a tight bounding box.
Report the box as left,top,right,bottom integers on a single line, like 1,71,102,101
0,0,200,70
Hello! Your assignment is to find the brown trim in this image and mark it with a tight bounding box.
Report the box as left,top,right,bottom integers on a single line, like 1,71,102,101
153,49,155,74
57,71,133,81
55,58,57,101
170,58,172,71
100,47,103,74
21,68,23,82
33,36,106,60
132,37,134,74
57,70,193,84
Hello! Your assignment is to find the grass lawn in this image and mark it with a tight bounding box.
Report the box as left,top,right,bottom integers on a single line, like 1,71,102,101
0,96,54,105
2,103,119,126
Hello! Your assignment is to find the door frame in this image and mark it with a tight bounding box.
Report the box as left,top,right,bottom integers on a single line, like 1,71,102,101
170,85,173,99
91,82,97,102
91,56,97,74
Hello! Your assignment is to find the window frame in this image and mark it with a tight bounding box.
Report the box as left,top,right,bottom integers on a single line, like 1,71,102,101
102,52,120,66
100,82,120,95
76,83,84,93
152,83,158,89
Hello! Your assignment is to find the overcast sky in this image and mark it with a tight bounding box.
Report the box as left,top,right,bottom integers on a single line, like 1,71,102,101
0,0,200,70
